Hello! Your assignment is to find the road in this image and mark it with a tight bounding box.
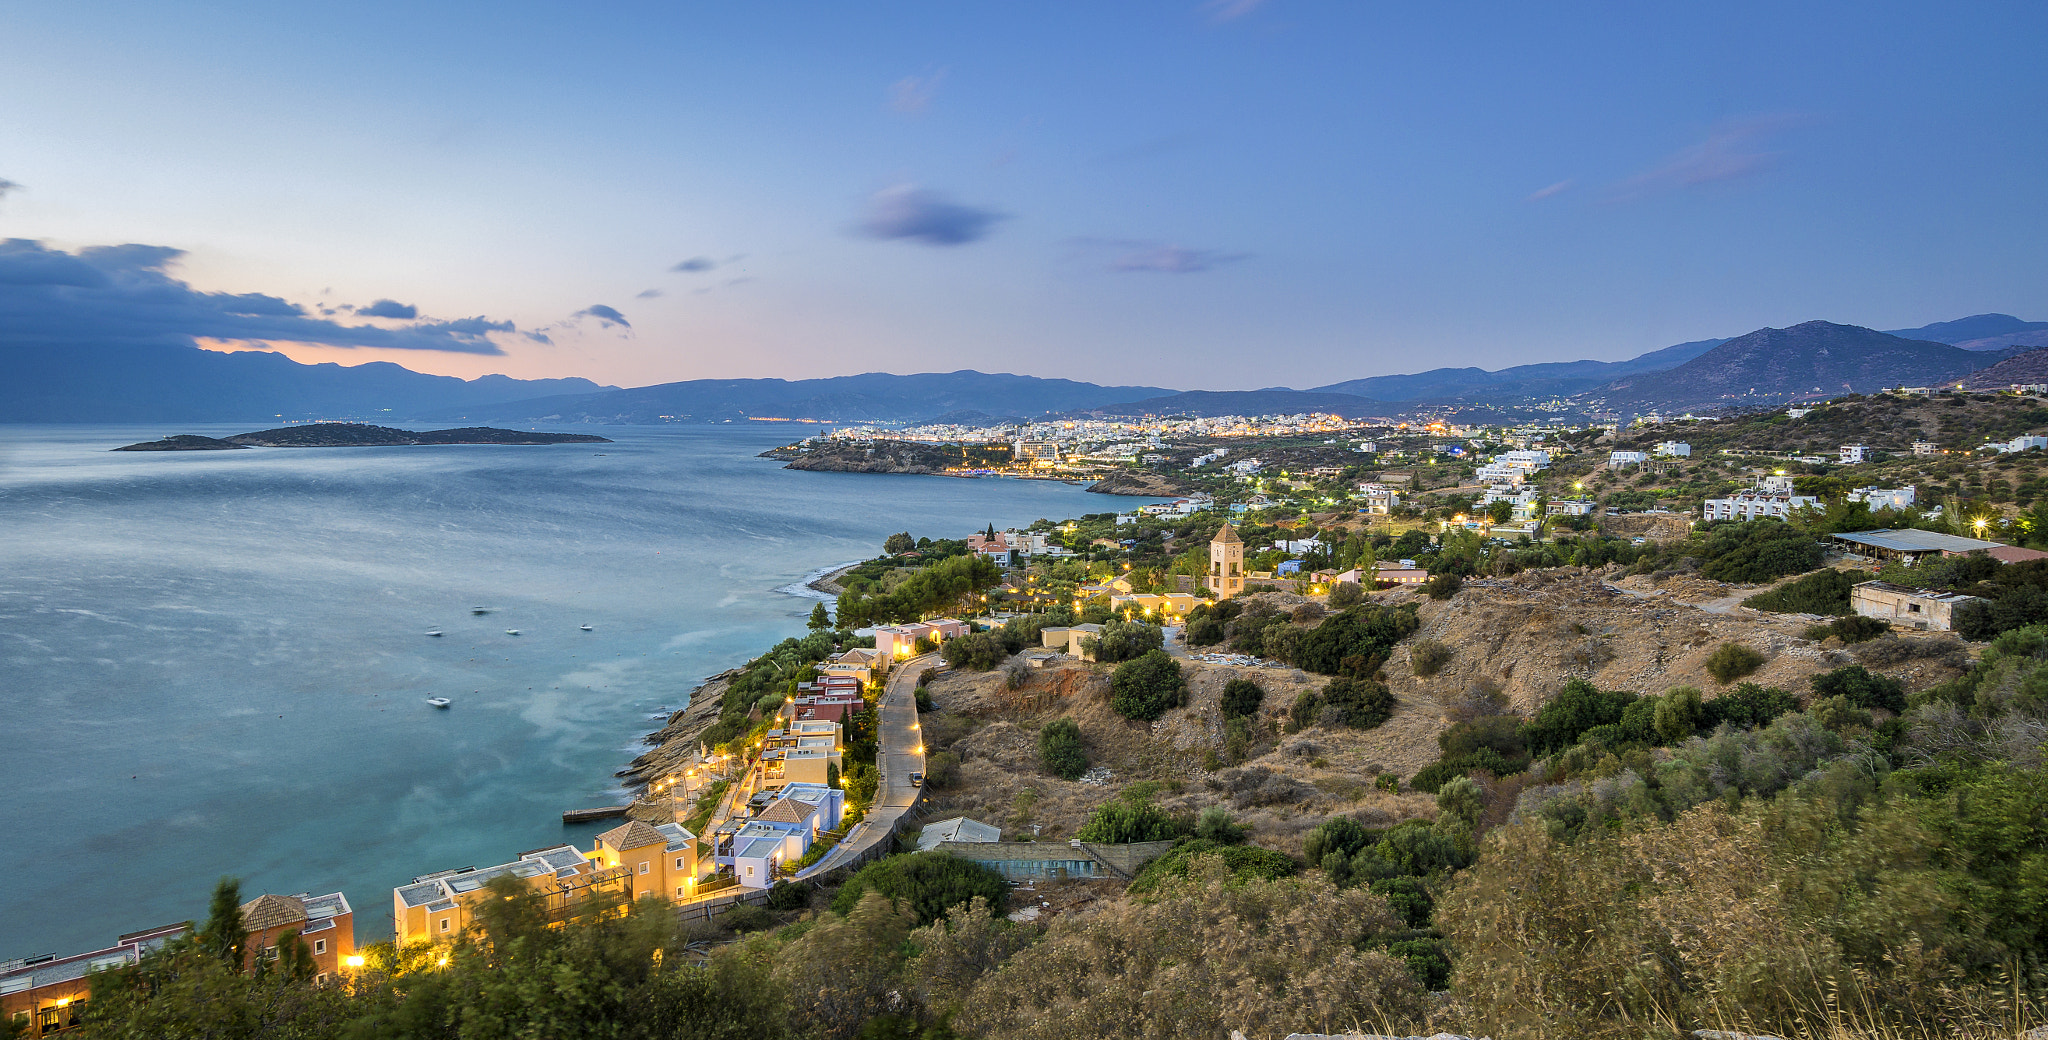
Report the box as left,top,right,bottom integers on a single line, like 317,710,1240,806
798,651,931,878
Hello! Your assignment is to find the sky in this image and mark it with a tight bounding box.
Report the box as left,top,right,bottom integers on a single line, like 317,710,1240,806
2,1,2044,391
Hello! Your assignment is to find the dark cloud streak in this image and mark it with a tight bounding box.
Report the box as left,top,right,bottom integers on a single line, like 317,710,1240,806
857,185,1005,246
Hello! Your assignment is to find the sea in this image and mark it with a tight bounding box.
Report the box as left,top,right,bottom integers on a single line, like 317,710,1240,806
0,423,1137,957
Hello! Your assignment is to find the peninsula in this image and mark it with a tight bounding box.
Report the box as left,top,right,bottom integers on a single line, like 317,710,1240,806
114,422,612,451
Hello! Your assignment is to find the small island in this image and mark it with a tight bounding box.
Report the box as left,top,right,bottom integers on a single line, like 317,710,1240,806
114,423,612,451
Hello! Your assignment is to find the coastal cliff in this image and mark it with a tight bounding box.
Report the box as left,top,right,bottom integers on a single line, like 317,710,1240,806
1085,470,1197,496
763,439,995,474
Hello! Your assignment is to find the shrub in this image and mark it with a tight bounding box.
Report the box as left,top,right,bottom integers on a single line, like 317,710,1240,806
924,750,960,788
1109,650,1187,721
1289,689,1322,730
1370,876,1434,929
1435,776,1484,828
1294,602,1421,676
721,902,775,932
1704,642,1766,683
1697,519,1821,583
1426,572,1463,600
1126,839,1296,894
1653,686,1705,742
1088,620,1165,663
1809,664,1906,713
1704,682,1799,729
1193,806,1246,844
1220,678,1265,720
1742,567,1857,615
766,880,808,912
1323,677,1395,729
831,850,1008,925
1327,580,1364,608
1184,616,1226,646
1374,773,1400,793
1524,680,1637,755
940,631,1008,671
1303,816,1376,865
1076,798,1185,843
1410,639,1453,677
1039,718,1088,780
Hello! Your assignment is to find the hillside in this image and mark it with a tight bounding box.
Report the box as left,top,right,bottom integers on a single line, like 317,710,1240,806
1962,347,2048,389
1063,388,1384,419
0,341,616,423
1310,337,1725,403
1887,312,2048,351
1591,320,2007,412
430,371,1177,425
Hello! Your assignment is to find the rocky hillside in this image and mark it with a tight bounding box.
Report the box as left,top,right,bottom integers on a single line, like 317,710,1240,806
1592,320,2009,412
1962,346,2048,389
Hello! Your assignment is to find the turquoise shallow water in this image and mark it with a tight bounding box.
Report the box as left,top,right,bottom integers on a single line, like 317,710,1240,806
0,423,1130,956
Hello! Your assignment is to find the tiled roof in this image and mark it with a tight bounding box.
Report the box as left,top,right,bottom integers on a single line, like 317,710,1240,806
598,820,668,851
1212,523,1241,544
757,798,810,824
239,893,308,932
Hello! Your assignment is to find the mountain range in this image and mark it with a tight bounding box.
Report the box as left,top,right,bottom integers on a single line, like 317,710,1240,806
4,313,2041,424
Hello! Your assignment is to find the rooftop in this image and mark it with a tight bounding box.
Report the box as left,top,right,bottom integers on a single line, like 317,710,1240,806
1852,580,1982,604
1833,529,2004,554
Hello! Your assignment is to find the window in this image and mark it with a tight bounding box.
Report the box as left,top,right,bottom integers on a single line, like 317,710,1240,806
745,866,754,876
315,973,329,986
637,862,649,875
439,918,451,934
675,856,685,870
313,938,326,955
676,886,685,897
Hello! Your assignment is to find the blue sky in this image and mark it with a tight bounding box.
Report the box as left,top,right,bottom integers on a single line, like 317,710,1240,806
2,1,2043,389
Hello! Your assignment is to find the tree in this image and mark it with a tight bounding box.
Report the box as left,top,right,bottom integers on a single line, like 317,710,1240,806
1220,678,1265,720
1184,616,1226,646
1436,776,1484,828
831,851,1009,926
1327,580,1364,609
197,876,247,970
1086,620,1164,663
1809,664,1906,713
884,531,915,555
1039,718,1088,780
807,603,832,631
1653,686,1705,742
1076,798,1183,843
1488,499,1514,524
1523,679,1637,755
940,631,1008,670
1110,650,1186,721
1322,677,1395,729
1425,572,1463,600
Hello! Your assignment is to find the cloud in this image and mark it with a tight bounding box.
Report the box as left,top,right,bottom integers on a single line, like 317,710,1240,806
857,185,1006,246
635,288,664,299
0,178,21,201
574,304,630,328
1203,0,1270,22
0,238,514,354
1608,115,1809,201
889,70,947,114
1526,179,1574,201
355,298,418,319
1072,238,1250,273
670,256,717,273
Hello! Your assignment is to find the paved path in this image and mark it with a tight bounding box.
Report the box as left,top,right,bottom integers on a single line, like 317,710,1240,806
798,652,932,878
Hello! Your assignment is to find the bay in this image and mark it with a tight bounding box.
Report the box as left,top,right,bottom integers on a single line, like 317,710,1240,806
0,423,1135,956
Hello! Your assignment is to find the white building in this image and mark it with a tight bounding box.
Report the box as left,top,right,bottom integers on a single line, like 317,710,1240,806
1786,407,1813,419
2000,436,2048,453
1759,474,1796,494
1653,441,1692,458
1609,450,1648,467
1013,440,1061,463
1548,499,1596,516
1840,444,1870,464
1848,486,1916,510
1912,441,1940,456
1224,459,1264,476
916,817,1002,851
1701,492,1821,522
1356,484,1401,515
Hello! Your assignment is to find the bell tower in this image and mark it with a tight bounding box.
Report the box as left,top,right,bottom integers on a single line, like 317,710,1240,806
1208,523,1244,600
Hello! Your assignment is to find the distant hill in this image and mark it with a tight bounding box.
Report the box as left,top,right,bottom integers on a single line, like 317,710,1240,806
0,341,617,423
1309,337,1726,403
432,371,1177,425
1592,321,2009,412
1962,348,2048,390
1885,313,2048,351
1063,388,1383,419
114,423,609,450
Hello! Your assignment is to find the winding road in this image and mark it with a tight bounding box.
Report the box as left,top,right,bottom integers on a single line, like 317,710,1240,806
797,651,931,878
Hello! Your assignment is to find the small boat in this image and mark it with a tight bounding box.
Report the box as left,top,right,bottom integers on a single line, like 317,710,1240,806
425,630,443,637
505,629,520,636
471,607,490,615
426,697,451,709
579,624,593,631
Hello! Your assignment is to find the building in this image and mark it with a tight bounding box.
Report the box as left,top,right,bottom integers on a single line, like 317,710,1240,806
1759,474,1796,494
2,924,185,1033
713,783,842,888
1356,484,1401,515
1208,524,1246,600
2000,435,2048,453
1548,498,1596,517
1847,486,1916,510
1701,492,1821,521
1850,581,1981,632
1374,561,1429,585
1913,441,1940,456
872,618,968,659
1654,441,1692,458
394,845,621,946
915,816,1001,851
1840,444,1870,464
1224,459,1264,477
1109,592,1198,618
1038,623,1104,658
1609,450,1648,467
818,647,882,683
239,892,356,982
592,820,703,902
1012,439,1060,463
1831,529,2005,564
1988,545,2048,564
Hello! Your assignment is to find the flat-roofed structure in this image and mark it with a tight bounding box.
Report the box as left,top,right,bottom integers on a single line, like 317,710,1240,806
1832,529,2004,564
1,924,183,1034
394,844,624,945
1850,580,1981,632
916,816,1001,851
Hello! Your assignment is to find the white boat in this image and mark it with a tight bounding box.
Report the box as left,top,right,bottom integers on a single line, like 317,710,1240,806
579,624,593,631
426,697,451,709
505,629,520,636
425,630,443,637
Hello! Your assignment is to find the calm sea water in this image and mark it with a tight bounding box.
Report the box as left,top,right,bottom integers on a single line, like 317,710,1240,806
0,424,1130,956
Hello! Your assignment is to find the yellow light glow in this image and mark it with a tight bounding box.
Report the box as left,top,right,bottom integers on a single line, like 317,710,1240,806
437,957,450,967
344,955,365,968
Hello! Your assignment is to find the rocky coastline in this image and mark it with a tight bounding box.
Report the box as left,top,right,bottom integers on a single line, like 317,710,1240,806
115,422,610,451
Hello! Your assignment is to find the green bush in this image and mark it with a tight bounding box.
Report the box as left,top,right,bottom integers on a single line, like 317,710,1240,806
1038,717,1088,780
766,880,808,912
1076,798,1185,843
1809,664,1906,713
1220,678,1265,719
1109,649,1186,721
940,631,1009,670
1087,620,1164,663
1697,520,1822,584
830,850,1008,926
720,902,774,933
1126,838,1297,894
1327,580,1364,608
1184,616,1226,646
1293,602,1420,676
1704,682,1799,729
1193,806,1246,844
1369,876,1434,929
1410,638,1453,677
1322,676,1395,729
1704,642,1766,684
1743,567,1856,615
1426,572,1463,600
1288,689,1321,730
1524,680,1638,755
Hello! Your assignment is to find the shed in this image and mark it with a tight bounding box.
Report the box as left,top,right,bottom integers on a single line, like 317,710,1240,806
1849,580,1981,632
915,817,1001,852
1831,529,2004,564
